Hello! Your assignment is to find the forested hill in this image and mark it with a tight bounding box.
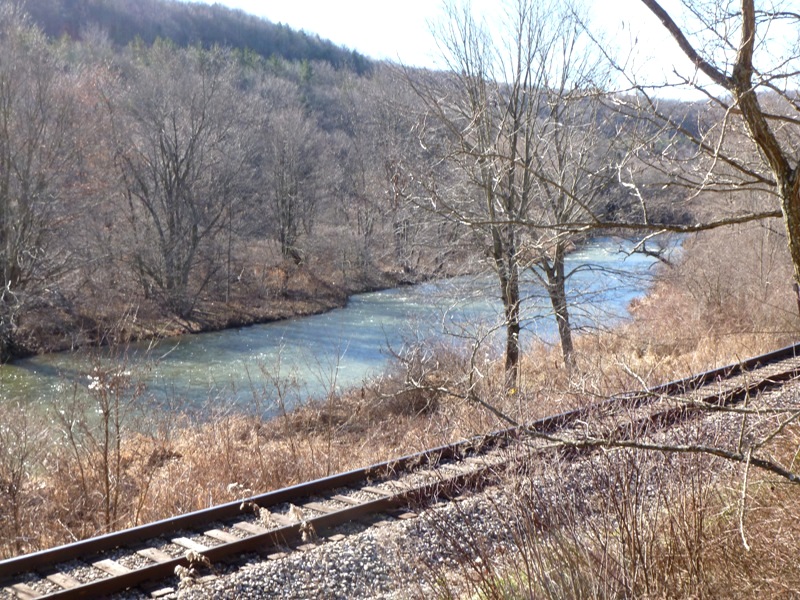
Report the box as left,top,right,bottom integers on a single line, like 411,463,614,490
22,0,373,73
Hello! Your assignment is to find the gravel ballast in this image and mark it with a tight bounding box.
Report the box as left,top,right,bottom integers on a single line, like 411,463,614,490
133,382,800,600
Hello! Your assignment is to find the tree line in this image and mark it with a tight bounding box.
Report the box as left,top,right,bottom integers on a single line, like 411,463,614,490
2,0,797,390
23,0,373,74
0,2,445,361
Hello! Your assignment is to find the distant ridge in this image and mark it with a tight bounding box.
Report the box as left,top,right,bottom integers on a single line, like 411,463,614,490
23,0,374,74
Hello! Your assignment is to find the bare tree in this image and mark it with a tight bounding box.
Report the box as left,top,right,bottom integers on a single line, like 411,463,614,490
260,105,323,264
517,31,621,372
109,43,254,317
608,0,800,294
0,6,84,360
331,66,437,278
408,0,620,380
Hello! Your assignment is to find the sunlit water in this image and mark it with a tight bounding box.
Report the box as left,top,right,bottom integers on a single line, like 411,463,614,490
0,238,674,416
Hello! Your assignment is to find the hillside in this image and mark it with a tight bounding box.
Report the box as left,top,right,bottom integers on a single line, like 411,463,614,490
22,0,373,73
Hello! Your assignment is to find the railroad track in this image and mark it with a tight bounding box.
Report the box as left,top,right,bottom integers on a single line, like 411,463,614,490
3,342,800,600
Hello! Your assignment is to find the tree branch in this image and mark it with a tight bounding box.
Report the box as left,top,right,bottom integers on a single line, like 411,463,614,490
638,0,732,88
525,428,800,484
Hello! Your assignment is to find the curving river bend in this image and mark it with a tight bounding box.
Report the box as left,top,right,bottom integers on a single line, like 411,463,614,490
0,238,671,415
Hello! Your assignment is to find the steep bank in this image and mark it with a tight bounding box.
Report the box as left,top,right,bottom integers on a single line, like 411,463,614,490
12,264,427,360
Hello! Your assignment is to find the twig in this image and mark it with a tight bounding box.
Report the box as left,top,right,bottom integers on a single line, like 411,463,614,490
739,447,752,552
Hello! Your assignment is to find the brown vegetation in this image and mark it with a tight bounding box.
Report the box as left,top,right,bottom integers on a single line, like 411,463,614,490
2,222,798,563
412,426,800,599
1,7,800,599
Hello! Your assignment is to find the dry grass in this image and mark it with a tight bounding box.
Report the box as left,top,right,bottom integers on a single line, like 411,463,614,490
411,425,800,600
2,223,799,567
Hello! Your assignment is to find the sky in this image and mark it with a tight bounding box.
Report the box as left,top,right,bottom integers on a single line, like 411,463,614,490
199,0,456,68
179,0,685,79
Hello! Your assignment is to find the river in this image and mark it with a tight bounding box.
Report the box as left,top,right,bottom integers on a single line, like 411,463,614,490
0,238,672,416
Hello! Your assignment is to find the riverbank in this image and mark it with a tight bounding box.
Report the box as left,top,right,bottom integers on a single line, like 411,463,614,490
6,234,641,361
11,263,428,360
4,225,799,558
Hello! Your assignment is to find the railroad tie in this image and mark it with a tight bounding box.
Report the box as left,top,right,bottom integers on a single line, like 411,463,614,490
136,547,174,563
46,572,82,590
92,558,132,577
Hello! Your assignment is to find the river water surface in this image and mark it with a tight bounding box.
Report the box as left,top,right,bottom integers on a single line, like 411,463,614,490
0,238,671,415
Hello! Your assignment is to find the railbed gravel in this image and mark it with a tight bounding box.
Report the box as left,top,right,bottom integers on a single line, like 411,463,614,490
169,489,516,600
117,381,799,600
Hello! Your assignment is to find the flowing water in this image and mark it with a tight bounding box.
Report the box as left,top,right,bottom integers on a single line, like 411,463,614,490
0,238,673,416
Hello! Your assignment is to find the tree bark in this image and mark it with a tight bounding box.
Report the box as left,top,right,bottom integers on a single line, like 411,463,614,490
500,258,521,388
641,0,800,303
542,247,576,374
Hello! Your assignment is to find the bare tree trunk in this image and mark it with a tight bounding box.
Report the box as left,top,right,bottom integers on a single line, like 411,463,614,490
550,281,575,373
542,247,576,374
498,259,521,387
640,0,800,312
490,202,522,388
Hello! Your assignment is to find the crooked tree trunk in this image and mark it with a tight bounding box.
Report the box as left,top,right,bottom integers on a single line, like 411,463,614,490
735,59,800,307
642,0,800,312
728,4,800,298
492,223,521,390
542,248,576,374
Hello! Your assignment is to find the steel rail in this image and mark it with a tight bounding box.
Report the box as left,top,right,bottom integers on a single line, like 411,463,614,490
33,467,496,600
528,341,800,434
2,341,799,598
0,427,514,580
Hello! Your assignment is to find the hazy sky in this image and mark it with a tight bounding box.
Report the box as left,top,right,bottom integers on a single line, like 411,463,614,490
180,0,683,77
196,0,456,68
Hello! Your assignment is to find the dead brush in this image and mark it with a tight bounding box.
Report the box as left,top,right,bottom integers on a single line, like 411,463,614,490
695,425,800,598
175,550,212,590
406,443,719,599
408,416,800,600
371,340,470,418
0,403,48,558
278,394,360,435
